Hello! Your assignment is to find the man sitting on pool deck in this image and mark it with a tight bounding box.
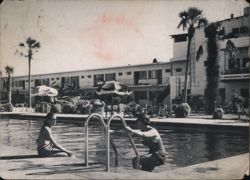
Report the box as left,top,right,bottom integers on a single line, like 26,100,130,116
125,113,167,171
37,112,73,157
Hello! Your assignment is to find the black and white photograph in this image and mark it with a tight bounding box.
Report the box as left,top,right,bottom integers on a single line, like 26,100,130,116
0,0,249,179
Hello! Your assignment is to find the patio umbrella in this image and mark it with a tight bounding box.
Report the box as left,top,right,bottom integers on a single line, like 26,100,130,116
31,85,58,97
96,81,132,114
96,81,132,96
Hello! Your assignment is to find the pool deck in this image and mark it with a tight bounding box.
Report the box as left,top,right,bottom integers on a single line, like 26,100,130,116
0,111,249,128
0,112,249,179
0,149,249,179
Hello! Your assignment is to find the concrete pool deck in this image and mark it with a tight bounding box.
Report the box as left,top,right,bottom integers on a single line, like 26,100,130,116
0,112,249,128
0,112,249,179
0,148,249,179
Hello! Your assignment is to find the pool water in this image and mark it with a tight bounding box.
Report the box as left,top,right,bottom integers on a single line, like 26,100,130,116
0,118,248,170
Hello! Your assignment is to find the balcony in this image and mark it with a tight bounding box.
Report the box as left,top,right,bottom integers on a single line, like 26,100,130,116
138,79,159,85
222,68,249,75
220,68,250,81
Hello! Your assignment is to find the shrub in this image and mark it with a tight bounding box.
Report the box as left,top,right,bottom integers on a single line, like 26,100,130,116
51,103,62,113
213,108,224,119
62,102,75,114
174,103,191,118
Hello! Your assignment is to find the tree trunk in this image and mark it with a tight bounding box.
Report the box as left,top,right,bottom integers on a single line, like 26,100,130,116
28,55,31,108
205,25,219,115
183,37,191,103
8,75,12,104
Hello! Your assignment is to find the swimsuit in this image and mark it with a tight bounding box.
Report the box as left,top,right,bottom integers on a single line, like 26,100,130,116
37,143,55,157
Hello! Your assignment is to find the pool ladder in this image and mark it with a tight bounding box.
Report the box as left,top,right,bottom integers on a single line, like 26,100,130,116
84,113,140,171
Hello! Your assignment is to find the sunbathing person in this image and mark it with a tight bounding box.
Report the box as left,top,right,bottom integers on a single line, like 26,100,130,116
125,113,167,171
37,112,73,157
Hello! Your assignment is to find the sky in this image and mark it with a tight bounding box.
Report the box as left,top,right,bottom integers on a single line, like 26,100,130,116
0,0,249,76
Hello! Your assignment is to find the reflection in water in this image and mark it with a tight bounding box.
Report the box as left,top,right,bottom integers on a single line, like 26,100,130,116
0,119,248,169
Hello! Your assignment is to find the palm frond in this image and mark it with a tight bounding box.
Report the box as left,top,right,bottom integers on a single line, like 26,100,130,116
26,37,37,47
198,18,208,27
188,7,202,20
177,19,188,30
32,42,40,48
179,11,188,18
178,11,189,30
5,66,14,75
19,43,25,47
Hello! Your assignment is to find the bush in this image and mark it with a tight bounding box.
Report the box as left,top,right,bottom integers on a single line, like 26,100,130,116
51,103,62,113
213,108,224,119
62,102,75,114
174,103,191,118
75,100,91,114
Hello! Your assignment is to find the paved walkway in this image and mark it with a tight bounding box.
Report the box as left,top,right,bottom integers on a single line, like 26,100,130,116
0,150,248,179
1,112,248,128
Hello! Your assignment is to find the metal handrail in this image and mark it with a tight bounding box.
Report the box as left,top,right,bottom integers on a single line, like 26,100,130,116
84,113,119,171
84,113,107,168
106,113,140,170
84,113,140,171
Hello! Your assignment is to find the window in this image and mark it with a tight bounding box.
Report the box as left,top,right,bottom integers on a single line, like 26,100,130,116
81,75,85,79
165,69,171,73
118,72,123,76
176,68,182,72
94,74,104,86
14,80,25,87
228,58,240,69
51,78,54,80
105,73,116,81
56,77,60,80
243,58,250,67
88,75,92,78
138,71,147,79
148,70,156,79
174,34,187,42
42,78,50,86
35,79,41,86
127,72,131,75
232,28,239,34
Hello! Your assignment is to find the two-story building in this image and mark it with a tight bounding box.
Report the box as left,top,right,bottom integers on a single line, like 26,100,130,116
0,60,186,106
170,6,250,106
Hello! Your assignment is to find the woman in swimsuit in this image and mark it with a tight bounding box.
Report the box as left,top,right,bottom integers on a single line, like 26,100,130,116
37,112,73,157
125,113,167,171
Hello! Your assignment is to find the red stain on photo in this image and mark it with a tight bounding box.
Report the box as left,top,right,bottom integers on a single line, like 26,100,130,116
82,14,142,62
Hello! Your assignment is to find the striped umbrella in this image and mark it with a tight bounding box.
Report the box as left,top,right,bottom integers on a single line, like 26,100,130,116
96,81,132,96
31,85,58,97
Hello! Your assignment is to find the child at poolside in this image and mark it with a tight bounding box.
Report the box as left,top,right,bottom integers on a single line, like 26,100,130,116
125,113,167,171
37,112,73,157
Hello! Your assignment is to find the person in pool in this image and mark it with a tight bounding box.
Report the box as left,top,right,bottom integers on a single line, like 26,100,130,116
37,112,73,157
125,113,167,171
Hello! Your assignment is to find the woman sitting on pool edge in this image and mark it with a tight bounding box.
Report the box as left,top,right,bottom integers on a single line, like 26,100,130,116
37,112,73,157
125,113,167,171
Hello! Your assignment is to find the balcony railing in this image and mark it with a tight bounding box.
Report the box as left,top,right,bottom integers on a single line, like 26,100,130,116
138,79,159,85
221,68,249,75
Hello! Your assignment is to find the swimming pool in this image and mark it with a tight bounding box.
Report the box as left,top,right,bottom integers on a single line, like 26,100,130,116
0,118,248,170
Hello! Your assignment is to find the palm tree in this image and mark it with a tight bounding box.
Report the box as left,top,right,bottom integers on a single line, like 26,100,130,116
204,23,220,115
18,37,40,108
5,66,14,104
177,7,208,103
